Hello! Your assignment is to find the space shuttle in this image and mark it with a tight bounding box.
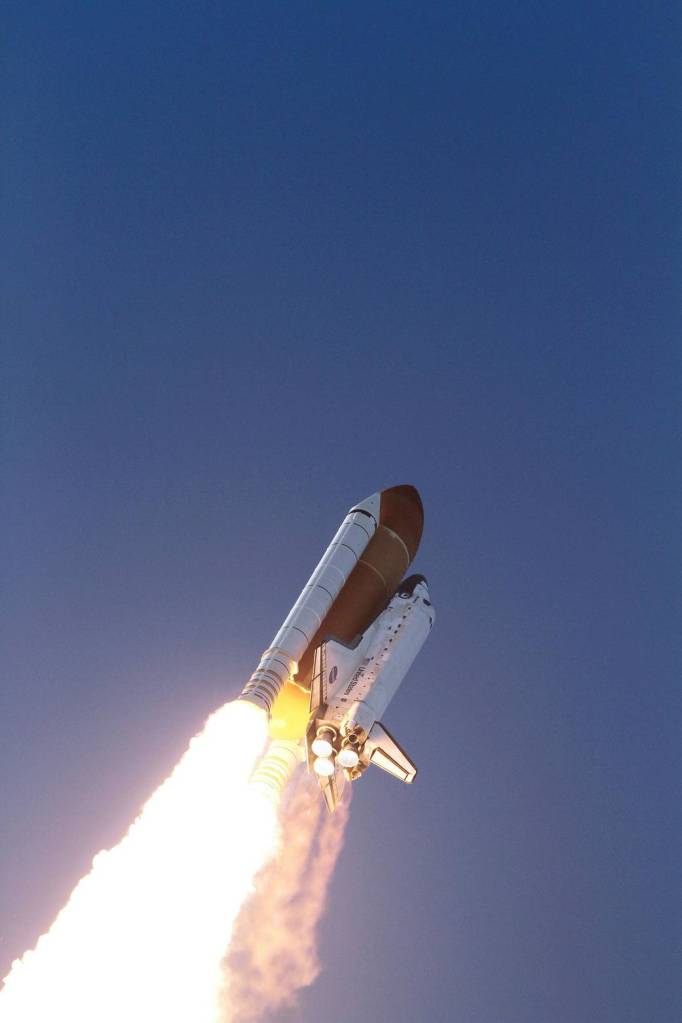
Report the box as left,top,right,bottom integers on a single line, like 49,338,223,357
240,486,434,811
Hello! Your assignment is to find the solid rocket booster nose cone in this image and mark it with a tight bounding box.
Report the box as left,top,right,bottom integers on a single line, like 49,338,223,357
311,737,333,758
313,756,335,778
336,748,360,769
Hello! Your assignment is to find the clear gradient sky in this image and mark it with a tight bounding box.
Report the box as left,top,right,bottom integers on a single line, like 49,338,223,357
2,4,681,1022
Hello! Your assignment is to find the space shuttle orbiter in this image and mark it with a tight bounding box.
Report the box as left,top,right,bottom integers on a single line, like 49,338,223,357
240,486,434,811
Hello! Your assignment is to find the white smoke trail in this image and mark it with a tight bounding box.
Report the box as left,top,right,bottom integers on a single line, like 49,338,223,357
0,700,279,1023
222,772,352,1022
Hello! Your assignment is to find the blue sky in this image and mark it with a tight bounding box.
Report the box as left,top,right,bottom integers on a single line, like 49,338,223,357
2,3,680,1021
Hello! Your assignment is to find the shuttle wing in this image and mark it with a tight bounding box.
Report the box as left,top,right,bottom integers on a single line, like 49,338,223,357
365,722,417,784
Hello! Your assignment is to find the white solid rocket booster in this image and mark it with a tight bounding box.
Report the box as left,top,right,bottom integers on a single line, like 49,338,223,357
240,493,380,713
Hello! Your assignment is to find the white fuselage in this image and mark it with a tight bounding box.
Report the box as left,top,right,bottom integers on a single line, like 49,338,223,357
315,577,434,741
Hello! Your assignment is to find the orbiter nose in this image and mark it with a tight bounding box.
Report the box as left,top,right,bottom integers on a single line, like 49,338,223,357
397,573,430,598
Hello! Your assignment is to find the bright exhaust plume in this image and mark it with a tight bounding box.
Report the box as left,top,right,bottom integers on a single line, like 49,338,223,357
0,700,279,1023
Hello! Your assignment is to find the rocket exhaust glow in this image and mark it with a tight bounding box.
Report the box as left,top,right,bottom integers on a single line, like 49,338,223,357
0,700,281,1023
249,739,303,806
